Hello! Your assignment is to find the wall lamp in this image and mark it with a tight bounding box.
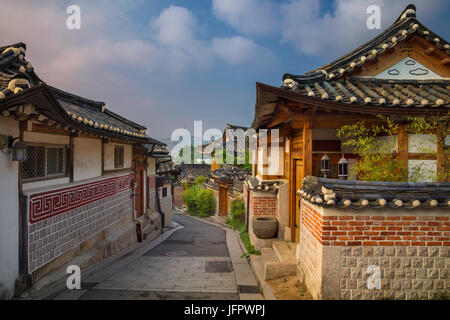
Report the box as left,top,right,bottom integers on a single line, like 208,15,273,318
0,135,28,161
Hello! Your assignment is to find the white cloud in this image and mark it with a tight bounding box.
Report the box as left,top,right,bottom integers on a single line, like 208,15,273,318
212,36,258,65
212,0,277,36
152,5,197,47
213,0,448,58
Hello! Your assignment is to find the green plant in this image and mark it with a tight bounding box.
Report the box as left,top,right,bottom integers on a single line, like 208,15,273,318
407,113,449,182
337,115,449,182
230,198,245,222
226,209,260,256
337,116,408,182
181,186,215,217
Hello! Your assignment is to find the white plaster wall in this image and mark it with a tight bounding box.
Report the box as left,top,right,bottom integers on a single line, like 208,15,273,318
268,146,284,176
0,117,19,299
408,134,436,153
104,143,132,171
257,146,284,176
257,147,264,175
23,177,71,192
23,131,69,145
73,137,102,181
408,159,437,182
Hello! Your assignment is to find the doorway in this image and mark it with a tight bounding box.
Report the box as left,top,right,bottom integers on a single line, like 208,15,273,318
218,185,229,216
294,160,304,243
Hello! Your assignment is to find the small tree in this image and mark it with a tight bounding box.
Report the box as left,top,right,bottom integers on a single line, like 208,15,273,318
230,198,246,222
181,184,215,217
337,116,407,182
407,113,449,182
337,114,449,182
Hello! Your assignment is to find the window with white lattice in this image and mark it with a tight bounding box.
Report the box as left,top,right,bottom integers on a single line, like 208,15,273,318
23,144,67,181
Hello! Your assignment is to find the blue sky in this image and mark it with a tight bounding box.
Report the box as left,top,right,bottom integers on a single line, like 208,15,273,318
0,0,449,140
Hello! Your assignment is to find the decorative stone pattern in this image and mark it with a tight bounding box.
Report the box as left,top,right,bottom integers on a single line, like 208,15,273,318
29,173,134,223
302,202,450,246
299,200,450,299
340,246,450,300
27,174,133,273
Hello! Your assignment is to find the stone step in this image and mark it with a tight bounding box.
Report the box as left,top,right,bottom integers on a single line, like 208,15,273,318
273,240,296,264
261,245,296,281
261,247,279,263
143,223,157,240
264,261,297,281
249,255,277,300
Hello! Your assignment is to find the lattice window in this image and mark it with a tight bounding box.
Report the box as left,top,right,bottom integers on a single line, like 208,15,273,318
22,145,67,181
114,145,124,169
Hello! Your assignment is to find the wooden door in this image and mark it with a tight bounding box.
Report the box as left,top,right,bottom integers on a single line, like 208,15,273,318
294,160,304,243
218,186,228,216
135,168,144,217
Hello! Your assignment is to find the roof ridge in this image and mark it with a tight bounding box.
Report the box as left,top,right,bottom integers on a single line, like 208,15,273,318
284,5,449,83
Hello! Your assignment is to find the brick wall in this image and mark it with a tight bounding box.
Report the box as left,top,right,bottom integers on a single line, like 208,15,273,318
298,200,450,300
173,186,185,208
302,202,450,246
26,173,133,273
250,192,278,217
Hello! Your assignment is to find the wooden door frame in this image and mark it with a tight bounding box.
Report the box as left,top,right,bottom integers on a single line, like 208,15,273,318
290,158,304,242
218,185,229,216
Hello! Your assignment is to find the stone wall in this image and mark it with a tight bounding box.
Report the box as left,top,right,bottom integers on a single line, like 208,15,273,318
173,185,185,208
147,175,157,212
25,173,134,273
297,200,450,300
158,182,173,226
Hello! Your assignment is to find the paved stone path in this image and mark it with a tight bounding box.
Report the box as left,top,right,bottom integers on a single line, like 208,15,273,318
53,213,257,300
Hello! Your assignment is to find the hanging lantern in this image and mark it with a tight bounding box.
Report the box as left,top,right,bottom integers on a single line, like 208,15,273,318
10,139,28,162
321,154,330,178
338,154,349,180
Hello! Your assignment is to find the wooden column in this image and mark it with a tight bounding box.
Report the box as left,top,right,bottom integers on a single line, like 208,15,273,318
302,118,312,177
436,132,448,182
398,125,409,181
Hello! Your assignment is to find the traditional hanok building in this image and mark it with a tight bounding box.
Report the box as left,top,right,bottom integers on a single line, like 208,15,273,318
247,5,450,300
0,42,164,298
171,163,211,208
210,165,250,216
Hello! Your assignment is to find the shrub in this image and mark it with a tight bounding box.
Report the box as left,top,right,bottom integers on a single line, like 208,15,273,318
195,188,216,217
182,186,215,217
226,198,260,256
230,198,245,222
